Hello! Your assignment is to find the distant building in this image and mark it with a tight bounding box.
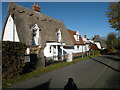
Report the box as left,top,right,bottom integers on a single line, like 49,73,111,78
93,35,106,50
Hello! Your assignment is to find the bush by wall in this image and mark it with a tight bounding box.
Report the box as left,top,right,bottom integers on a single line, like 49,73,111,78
2,41,26,80
100,49,108,55
94,50,100,55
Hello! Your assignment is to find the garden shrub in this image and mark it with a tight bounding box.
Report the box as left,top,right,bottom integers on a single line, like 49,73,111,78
94,50,100,55
100,49,108,55
2,41,26,80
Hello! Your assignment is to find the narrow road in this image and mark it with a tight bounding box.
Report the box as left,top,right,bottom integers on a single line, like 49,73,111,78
0,51,2,90
6,54,120,89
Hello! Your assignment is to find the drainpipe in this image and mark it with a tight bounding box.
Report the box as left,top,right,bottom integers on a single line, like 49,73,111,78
82,45,83,58
56,45,58,61
61,45,64,61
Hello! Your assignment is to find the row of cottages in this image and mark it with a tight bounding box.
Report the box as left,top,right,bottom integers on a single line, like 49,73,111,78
2,2,101,62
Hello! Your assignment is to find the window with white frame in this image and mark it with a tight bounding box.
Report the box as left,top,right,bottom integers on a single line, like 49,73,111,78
76,31,79,41
50,46,52,53
74,31,79,42
53,46,56,54
77,45,79,50
76,35,79,41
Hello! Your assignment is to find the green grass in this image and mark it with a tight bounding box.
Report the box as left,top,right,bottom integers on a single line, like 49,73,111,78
3,54,100,87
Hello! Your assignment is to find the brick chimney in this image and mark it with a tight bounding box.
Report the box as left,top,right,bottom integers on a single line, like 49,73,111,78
84,34,87,38
32,3,41,12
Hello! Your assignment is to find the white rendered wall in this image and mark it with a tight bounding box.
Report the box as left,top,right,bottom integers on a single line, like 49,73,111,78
44,45,58,57
73,45,84,53
44,42,65,58
64,44,89,54
82,45,86,52
95,42,101,49
86,44,89,51
79,45,83,52
44,42,65,61
74,45,77,50
3,15,19,42
74,45,82,51
44,45,53,57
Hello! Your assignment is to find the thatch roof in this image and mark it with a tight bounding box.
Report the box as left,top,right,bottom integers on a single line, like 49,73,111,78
93,35,106,49
3,2,73,47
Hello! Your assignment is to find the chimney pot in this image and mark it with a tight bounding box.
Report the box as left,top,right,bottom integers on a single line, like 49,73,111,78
84,34,86,38
32,3,41,12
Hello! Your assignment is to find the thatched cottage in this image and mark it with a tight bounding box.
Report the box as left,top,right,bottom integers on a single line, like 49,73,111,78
66,29,86,53
2,2,74,61
82,34,106,51
93,35,106,50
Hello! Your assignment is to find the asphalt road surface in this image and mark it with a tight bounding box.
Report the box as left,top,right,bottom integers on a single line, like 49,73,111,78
0,51,2,90
6,54,120,89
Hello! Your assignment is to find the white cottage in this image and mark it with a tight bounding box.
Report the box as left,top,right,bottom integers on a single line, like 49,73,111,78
66,29,85,54
93,35,106,50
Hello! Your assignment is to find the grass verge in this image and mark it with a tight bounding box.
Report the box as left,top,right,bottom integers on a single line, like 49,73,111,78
3,54,100,87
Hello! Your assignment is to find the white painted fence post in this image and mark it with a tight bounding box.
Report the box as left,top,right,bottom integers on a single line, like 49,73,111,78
67,52,73,62
61,45,64,61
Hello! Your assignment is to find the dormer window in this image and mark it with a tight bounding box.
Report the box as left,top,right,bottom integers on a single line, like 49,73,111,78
56,28,62,42
76,35,79,41
74,31,79,42
31,24,40,45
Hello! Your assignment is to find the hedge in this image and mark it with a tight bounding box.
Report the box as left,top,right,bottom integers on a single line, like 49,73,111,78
2,41,26,80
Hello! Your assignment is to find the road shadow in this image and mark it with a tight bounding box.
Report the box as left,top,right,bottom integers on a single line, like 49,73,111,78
103,55,120,61
102,55,120,62
29,78,51,90
106,52,120,56
102,52,120,62
89,56,120,72
64,78,78,90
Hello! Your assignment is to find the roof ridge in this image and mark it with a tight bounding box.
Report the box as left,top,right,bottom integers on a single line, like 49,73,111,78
8,2,64,25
